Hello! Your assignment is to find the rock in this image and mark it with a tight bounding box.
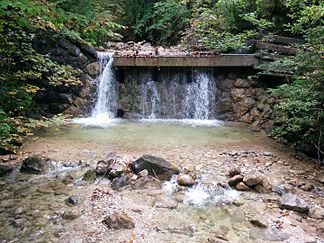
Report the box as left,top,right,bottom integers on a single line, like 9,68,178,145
102,212,135,230
234,78,250,88
131,176,161,190
138,169,149,177
219,78,234,91
58,39,80,56
233,199,245,207
227,175,244,187
82,170,96,182
277,193,309,213
62,209,80,220
95,160,110,175
132,155,180,180
20,155,54,174
65,196,79,206
230,88,246,102
15,207,24,215
254,178,272,193
76,53,88,67
236,182,251,191
299,182,314,192
111,174,131,190
180,164,195,174
86,62,100,78
108,161,126,179
243,170,264,186
177,174,195,186
228,167,241,177
249,216,268,228
0,163,14,177
263,152,273,157
95,153,125,178
308,207,324,219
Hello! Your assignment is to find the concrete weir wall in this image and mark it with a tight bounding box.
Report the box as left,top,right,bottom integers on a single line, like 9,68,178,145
113,54,260,67
85,53,274,124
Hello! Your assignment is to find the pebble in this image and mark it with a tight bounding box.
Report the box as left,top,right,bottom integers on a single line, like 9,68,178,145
177,174,195,186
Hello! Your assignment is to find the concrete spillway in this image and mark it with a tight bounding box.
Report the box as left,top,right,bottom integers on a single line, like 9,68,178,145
113,54,259,67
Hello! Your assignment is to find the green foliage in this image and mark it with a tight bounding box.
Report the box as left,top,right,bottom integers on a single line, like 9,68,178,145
147,0,190,45
267,24,324,158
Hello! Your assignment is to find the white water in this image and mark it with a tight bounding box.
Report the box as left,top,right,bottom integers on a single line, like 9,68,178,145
75,54,222,127
75,52,118,127
183,72,215,119
138,70,216,120
92,52,117,119
162,177,240,207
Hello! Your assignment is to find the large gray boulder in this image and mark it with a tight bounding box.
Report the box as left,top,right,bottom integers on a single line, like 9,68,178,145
20,155,54,174
132,155,180,180
277,193,309,213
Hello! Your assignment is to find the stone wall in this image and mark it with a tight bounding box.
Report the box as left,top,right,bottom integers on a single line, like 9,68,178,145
32,32,99,116
116,67,268,123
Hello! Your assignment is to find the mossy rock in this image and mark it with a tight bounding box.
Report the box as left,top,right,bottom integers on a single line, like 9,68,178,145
82,169,96,182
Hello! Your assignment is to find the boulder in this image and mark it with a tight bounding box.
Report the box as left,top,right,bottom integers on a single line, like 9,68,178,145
102,212,135,230
277,193,309,213
243,170,264,186
20,155,54,174
227,175,244,187
177,174,195,187
132,155,180,180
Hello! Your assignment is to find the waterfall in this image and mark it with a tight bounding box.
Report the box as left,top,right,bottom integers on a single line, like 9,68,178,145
183,71,215,120
91,52,117,120
74,52,118,126
137,69,216,120
76,58,220,126
141,80,159,119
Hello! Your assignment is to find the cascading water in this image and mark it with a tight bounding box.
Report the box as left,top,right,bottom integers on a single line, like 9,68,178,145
135,69,217,121
76,56,221,126
91,52,117,120
75,52,118,126
141,80,159,119
183,71,215,120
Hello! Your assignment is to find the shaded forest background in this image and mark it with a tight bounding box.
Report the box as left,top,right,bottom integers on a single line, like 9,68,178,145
0,0,323,161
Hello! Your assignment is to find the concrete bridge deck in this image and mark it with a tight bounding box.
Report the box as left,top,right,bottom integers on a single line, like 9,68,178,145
113,54,260,67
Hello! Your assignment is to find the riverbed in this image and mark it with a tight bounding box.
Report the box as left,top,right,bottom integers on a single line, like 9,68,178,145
0,120,323,242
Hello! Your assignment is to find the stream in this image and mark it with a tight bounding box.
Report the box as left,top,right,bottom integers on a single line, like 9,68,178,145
1,120,323,242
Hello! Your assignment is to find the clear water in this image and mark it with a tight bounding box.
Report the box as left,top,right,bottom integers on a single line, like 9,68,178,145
53,120,259,149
